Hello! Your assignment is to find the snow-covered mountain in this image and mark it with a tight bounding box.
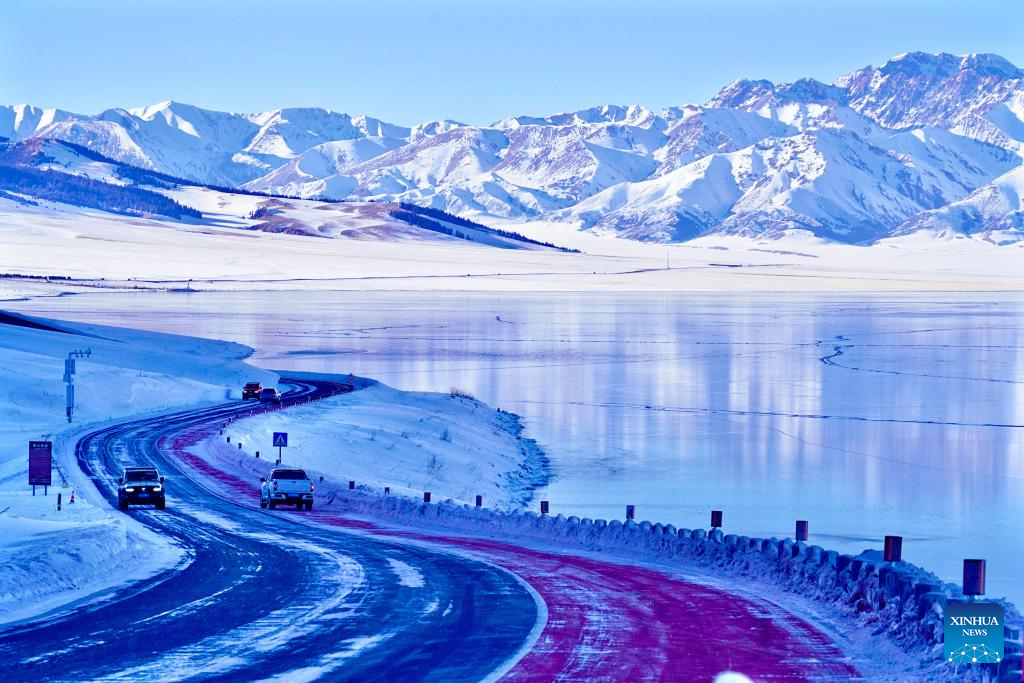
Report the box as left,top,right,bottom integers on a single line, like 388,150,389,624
0,101,412,187
4,51,1023,244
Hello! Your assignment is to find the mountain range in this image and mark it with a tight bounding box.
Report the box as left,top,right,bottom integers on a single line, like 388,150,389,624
2,51,1022,245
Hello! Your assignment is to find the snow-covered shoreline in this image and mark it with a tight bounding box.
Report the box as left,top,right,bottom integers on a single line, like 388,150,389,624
215,372,552,508
177,371,1022,681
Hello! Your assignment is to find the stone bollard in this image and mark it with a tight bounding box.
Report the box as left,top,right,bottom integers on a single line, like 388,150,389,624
710,510,723,528
424,491,431,503
226,436,231,443
963,559,986,595
476,495,483,507
540,500,549,514
348,480,355,490
795,520,809,542
626,504,635,521
883,535,903,562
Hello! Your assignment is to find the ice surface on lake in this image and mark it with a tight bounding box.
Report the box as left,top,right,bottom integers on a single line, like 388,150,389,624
11,292,1023,606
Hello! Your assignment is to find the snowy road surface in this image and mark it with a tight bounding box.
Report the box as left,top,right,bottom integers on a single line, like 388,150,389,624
0,381,538,681
0,379,859,681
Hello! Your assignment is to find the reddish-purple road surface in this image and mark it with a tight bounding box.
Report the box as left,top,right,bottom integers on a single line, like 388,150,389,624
168,425,860,681
421,537,856,681
321,521,860,682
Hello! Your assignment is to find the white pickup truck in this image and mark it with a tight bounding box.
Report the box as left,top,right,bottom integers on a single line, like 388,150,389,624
260,468,314,510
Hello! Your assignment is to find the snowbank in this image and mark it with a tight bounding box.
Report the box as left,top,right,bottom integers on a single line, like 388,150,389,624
0,312,272,624
208,376,550,508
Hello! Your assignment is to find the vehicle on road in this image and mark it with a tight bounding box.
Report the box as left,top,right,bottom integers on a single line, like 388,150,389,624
259,387,283,404
118,467,166,510
242,382,263,400
261,468,314,510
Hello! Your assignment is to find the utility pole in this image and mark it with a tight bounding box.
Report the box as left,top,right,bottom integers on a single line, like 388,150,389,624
64,349,92,423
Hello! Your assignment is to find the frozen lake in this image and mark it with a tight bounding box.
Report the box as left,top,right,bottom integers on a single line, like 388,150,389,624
8,291,1023,606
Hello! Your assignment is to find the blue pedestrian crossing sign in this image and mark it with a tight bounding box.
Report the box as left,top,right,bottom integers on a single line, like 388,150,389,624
273,432,288,447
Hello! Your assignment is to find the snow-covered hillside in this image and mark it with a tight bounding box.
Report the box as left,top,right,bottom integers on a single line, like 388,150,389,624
3,51,1024,244
0,137,566,251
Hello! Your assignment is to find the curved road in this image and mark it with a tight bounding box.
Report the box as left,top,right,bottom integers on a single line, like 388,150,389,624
1,379,860,681
0,381,539,681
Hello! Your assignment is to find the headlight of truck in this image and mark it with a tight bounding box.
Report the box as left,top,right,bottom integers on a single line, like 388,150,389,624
152,486,162,492
125,487,136,492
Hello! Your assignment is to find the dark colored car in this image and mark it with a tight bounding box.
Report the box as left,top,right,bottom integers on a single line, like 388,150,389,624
118,467,166,510
243,382,263,400
260,387,283,404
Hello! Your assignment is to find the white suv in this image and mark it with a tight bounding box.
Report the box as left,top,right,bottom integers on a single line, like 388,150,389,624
260,468,314,510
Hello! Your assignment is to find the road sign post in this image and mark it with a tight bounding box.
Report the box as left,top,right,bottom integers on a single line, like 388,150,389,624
63,349,91,423
273,432,288,462
29,441,52,495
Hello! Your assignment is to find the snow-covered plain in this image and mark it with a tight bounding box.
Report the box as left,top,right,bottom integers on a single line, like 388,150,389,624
0,196,1021,299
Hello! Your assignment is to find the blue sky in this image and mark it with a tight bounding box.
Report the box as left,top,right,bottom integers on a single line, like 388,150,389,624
3,0,1022,125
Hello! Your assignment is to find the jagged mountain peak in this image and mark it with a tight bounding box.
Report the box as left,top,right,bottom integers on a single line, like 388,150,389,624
493,104,656,130
877,51,1024,80
705,78,776,109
